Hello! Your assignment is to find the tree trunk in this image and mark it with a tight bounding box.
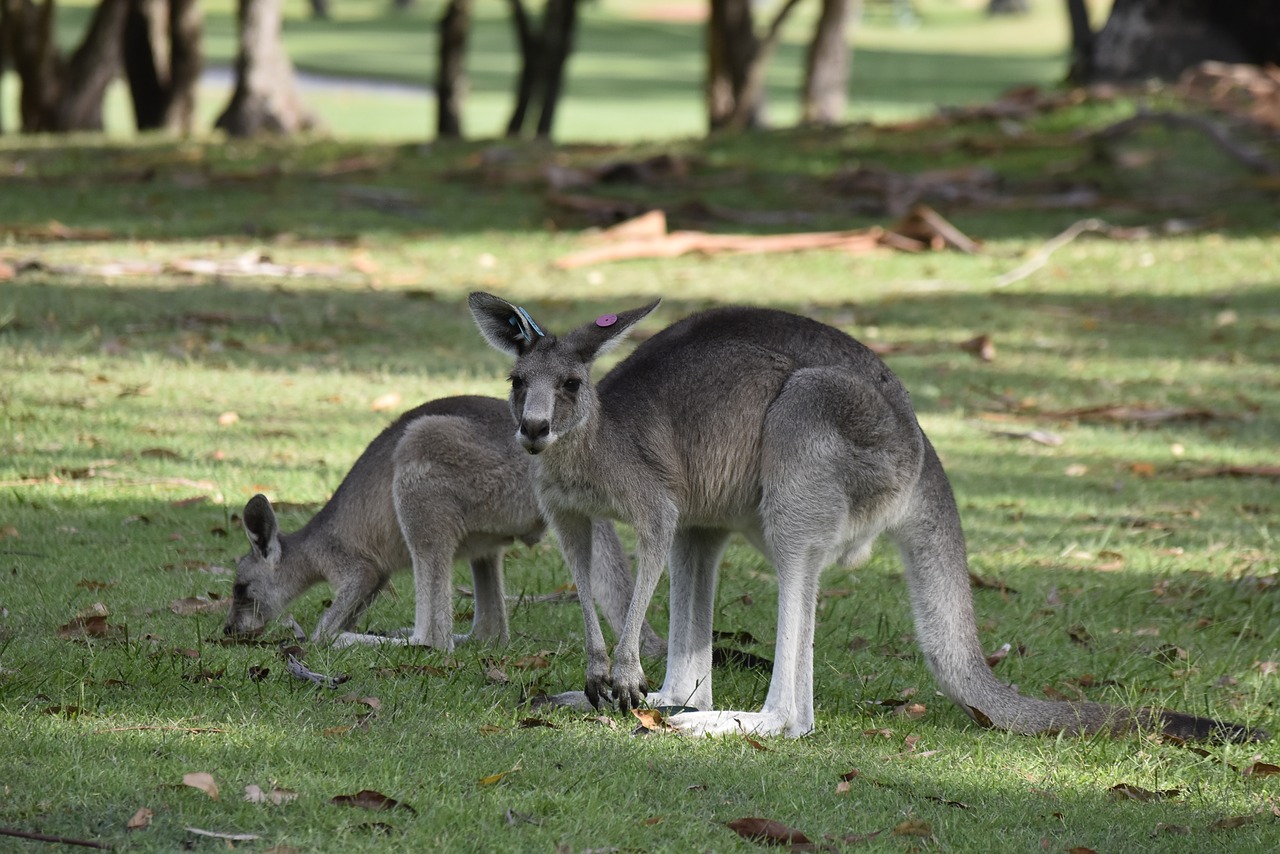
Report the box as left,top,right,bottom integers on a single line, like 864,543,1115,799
533,0,576,138
504,0,536,136
504,0,579,140
435,0,472,138
986,0,1028,14
123,0,202,133
3,0,130,132
1090,0,1280,82
1063,0,1093,84
802,0,858,126
215,0,319,136
708,0,806,132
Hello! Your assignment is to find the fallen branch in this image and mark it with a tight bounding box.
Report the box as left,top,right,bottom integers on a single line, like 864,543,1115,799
1094,109,1280,175
554,226,887,269
0,827,111,849
285,654,349,689
92,725,226,734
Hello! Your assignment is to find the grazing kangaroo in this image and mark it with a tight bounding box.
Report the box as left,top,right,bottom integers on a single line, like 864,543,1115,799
223,395,663,656
469,293,1265,742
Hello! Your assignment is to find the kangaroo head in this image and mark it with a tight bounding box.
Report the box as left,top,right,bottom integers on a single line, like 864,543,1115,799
224,493,290,636
468,292,659,454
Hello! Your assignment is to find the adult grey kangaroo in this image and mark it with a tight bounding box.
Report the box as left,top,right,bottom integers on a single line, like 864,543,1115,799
469,293,1264,742
224,395,663,656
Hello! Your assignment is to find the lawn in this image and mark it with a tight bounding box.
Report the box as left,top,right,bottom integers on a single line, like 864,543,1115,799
2,4,1279,851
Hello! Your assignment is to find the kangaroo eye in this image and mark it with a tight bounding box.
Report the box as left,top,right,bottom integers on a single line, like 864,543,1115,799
233,582,249,599
510,376,525,391
563,378,581,393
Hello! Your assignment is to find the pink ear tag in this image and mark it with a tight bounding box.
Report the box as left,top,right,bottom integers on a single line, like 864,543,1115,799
595,314,618,327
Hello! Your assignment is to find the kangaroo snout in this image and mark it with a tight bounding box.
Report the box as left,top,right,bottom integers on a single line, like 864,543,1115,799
518,419,551,453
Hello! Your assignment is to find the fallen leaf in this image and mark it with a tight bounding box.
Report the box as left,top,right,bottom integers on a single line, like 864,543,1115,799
1208,815,1254,830
958,334,996,361
892,818,933,837
742,733,770,752
478,724,503,735
182,771,219,800
1243,761,1280,778
1065,463,1089,477
1067,848,1099,854
169,595,228,616
56,615,118,640
245,784,298,805
835,780,852,794
726,817,811,846
329,789,415,814
512,652,552,670
126,807,153,830
518,717,558,729
42,704,88,718
1108,783,1182,802
217,411,239,426
478,764,520,787
1151,823,1191,836
75,579,114,591
631,708,673,732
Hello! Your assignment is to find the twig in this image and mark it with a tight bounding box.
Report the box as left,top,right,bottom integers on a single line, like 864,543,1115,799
285,654,349,689
92,726,226,734
0,827,111,849
1094,110,1280,175
995,218,1106,287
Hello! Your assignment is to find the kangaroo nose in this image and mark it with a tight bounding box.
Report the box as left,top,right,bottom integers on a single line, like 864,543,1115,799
520,419,550,442
223,624,233,636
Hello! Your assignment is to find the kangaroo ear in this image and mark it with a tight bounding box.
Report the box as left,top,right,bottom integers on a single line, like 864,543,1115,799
468,292,547,357
567,300,660,363
242,493,281,565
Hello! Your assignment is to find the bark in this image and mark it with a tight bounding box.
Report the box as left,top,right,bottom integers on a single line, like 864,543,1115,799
802,0,858,126
708,0,806,132
1091,0,1280,82
123,0,202,133
504,0,579,139
3,0,130,132
215,0,319,136
1064,0,1093,84
435,0,472,138
986,0,1028,14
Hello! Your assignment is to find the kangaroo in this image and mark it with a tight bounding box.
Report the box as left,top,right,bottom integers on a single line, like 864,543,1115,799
223,394,664,656
468,293,1266,742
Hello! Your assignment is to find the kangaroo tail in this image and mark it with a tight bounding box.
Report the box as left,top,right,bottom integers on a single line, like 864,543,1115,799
890,440,1267,745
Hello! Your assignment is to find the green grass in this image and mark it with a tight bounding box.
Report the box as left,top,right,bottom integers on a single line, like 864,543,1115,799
3,54,1280,854
1,0,1087,141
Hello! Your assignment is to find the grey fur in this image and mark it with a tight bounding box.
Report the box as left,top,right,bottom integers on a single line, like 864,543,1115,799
223,395,663,655
468,293,1265,742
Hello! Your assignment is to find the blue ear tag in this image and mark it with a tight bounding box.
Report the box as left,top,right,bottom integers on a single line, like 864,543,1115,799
508,306,545,343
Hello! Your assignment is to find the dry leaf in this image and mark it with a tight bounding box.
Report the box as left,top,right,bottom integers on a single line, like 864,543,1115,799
56,615,117,640
518,717,558,730
126,807,152,830
169,595,228,616
1151,823,1191,836
892,819,933,837
726,817,812,846
217,411,239,426
1108,783,1182,802
329,789,415,814
478,764,520,787
1208,815,1254,830
478,724,503,735
1243,761,1280,778
182,771,219,800
835,780,852,794
742,733,770,752
245,784,298,805
631,708,673,732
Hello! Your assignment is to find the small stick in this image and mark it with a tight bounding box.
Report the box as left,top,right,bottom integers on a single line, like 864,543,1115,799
995,218,1105,287
0,827,111,849
285,654,349,688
